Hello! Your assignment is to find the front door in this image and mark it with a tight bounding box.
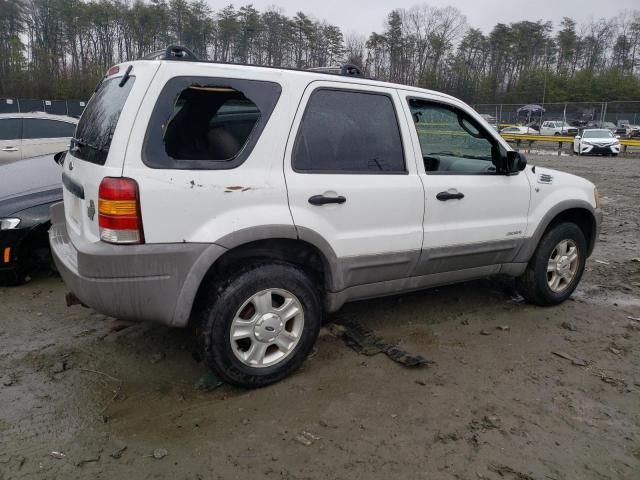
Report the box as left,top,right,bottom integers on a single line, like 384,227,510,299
0,118,22,162
400,92,531,275
284,82,425,290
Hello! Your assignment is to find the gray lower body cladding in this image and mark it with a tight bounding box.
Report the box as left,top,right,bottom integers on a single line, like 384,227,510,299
48,203,222,327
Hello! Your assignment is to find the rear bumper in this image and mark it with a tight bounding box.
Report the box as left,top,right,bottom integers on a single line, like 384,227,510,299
49,202,223,327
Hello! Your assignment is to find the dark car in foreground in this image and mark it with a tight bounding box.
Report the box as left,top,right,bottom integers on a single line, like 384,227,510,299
0,154,62,284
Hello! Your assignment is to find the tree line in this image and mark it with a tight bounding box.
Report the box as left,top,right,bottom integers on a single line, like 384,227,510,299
1,0,639,104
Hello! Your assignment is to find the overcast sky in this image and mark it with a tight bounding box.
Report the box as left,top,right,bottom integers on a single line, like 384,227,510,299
212,0,639,35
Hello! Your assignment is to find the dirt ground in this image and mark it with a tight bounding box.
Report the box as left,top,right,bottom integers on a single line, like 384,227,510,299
1,153,639,480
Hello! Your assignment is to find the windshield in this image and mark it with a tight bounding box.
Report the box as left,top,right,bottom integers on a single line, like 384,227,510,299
73,76,135,165
584,130,613,139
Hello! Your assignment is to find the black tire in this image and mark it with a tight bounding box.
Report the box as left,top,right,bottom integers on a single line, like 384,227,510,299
516,222,587,306
197,262,322,388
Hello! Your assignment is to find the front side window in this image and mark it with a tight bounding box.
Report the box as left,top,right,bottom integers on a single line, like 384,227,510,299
0,118,21,140
23,119,75,139
408,99,499,175
293,89,405,173
143,77,281,170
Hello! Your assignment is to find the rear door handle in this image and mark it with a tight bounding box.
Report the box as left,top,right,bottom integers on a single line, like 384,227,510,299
436,191,465,201
308,195,347,206
2,147,19,152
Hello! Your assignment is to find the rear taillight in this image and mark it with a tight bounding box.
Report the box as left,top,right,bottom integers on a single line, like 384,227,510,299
98,177,144,244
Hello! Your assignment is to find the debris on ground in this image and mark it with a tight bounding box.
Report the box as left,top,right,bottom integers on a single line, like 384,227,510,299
51,361,67,374
152,448,168,459
75,455,100,467
496,325,510,331
594,259,610,265
628,316,640,322
480,329,492,336
328,318,433,367
151,352,166,364
109,319,134,332
49,451,66,459
294,431,320,446
193,371,224,391
109,445,127,459
488,463,536,480
561,321,578,331
552,351,588,366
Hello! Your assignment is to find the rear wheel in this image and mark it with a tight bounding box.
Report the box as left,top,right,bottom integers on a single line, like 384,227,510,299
197,262,322,388
516,222,587,306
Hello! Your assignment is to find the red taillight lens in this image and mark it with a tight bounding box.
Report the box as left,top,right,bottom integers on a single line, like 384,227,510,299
98,177,144,244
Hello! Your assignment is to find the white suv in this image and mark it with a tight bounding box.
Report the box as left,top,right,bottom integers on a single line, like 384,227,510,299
50,47,602,388
539,121,578,137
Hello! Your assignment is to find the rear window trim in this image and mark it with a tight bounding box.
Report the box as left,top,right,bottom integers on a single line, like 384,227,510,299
292,86,408,175
142,76,282,171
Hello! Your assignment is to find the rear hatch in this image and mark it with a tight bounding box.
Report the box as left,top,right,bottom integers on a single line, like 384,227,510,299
62,61,159,243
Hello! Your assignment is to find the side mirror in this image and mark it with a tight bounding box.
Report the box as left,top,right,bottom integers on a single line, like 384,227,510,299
54,151,66,167
575,135,581,140
506,150,527,174
616,135,620,139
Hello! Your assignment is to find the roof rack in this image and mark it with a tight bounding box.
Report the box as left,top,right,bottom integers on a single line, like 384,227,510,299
139,45,365,79
141,45,198,61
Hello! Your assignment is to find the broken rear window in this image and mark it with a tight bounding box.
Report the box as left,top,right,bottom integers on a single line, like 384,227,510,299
143,77,281,170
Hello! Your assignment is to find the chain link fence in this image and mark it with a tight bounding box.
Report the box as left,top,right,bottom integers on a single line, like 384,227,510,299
472,101,640,128
0,98,87,117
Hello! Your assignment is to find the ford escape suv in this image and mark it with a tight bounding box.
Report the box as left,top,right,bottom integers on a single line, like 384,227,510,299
50,46,602,388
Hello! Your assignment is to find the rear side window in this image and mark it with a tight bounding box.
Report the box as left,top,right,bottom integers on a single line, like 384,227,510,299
73,76,135,165
143,77,281,170
0,118,21,140
293,89,405,173
23,119,75,139
164,88,260,161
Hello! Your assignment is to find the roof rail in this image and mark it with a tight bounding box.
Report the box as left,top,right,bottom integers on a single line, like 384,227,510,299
141,45,198,61
138,45,366,78
307,64,364,77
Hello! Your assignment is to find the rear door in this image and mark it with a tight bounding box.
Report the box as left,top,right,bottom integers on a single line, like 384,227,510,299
284,82,425,288
22,118,75,158
0,118,22,162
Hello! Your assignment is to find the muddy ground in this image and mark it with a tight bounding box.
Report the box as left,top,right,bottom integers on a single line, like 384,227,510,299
1,153,639,480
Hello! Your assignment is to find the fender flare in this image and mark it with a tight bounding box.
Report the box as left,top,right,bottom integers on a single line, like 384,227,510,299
513,199,601,263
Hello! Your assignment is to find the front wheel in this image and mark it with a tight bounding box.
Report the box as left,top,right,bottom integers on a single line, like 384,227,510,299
516,222,587,306
197,263,322,388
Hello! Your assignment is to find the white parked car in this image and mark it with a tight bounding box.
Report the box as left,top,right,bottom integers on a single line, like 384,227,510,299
0,113,77,162
573,129,621,156
539,121,578,136
50,46,603,388
500,126,538,135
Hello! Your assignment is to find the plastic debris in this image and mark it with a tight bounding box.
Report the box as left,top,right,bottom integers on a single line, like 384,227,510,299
152,448,168,459
328,318,433,367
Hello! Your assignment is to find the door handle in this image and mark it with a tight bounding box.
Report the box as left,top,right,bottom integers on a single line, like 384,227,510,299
2,147,19,152
308,194,347,206
436,191,465,201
